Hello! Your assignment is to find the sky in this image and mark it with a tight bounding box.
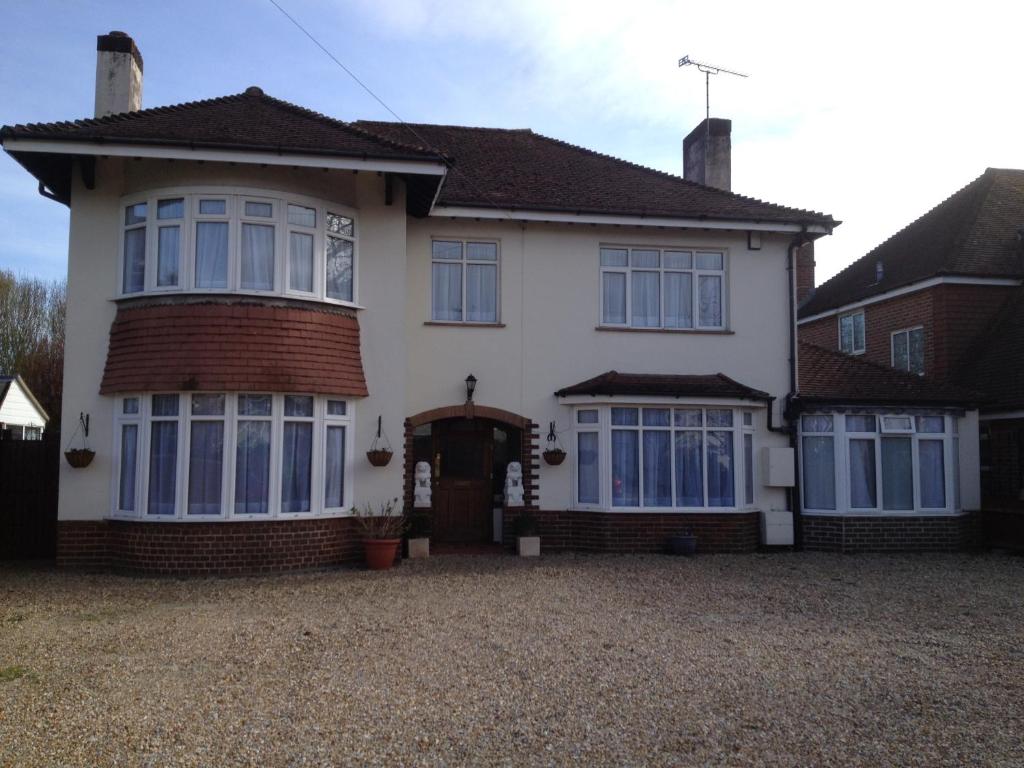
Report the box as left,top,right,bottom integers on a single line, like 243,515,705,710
2,0,1023,284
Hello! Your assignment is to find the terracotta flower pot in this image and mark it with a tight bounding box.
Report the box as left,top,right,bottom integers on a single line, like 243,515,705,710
364,538,401,570
366,449,393,467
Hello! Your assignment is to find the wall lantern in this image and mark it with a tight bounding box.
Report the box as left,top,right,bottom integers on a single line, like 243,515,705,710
465,374,477,402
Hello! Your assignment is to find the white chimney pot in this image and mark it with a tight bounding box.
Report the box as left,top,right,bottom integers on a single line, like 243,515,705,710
94,31,143,118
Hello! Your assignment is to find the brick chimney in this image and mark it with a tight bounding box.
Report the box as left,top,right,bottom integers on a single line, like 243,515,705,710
683,118,731,191
795,241,816,305
94,31,143,118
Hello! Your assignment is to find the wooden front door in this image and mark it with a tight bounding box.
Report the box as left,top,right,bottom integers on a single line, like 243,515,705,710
432,419,493,543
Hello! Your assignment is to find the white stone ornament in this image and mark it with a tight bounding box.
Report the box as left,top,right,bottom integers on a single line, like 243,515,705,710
504,461,525,507
413,461,432,508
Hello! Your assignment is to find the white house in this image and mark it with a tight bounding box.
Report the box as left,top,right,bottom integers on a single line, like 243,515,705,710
0,32,980,572
0,375,48,440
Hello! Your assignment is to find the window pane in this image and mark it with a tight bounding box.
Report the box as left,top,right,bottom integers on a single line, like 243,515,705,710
744,433,754,505
432,240,462,260
698,275,723,327
696,252,723,270
288,232,314,292
642,430,672,506
742,412,753,427
325,425,346,508
282,422,313,513
288,204,316,227
846,415,876,432
326,236,354,301
432,262,463,321
125,203,147,225
953,437,961,510
674,409,702,427
577,409,599,425
611,430,639,507
601,272,626,324
853,314,865,351
881,437,914,510
707,409,733,427
909,328,924,375
611,407,638,426
599,248,628,267
195,221,229,289
191,393,225,416
919,440,946,508
238,394,272,417
883,416,912,431
284,395,314,417
893,332,909,370
801,415,833,432
631,271,660,327
466,242,497,261
663,271,693,328
466,263,498,322
674,431,703,506
156,226,180,287
199,199,226,215
123,227,146,293
157,198,184,219
577,432,599,504
849,439,877,508
327,400,347,416
664,251,692,269
326,213,353,237
119,424,138,512
152,394,179,417
631,249,659,268
147,421,177,515
642,408,670,427
188,421,223,515
840,315,854,353
244,201,273,218
707,431,735,506
123,397,139,415
235,420,270,514
917,416,944,433
241,223,275,290
802,436,835,510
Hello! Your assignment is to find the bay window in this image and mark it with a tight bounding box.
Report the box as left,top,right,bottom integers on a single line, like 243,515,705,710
114,393,354,519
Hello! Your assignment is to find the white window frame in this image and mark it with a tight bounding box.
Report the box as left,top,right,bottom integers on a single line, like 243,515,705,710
891,326,924,375
838,311,865,354
598,245,727,331
111,392,355,521
429,238,501,324
116,187,359,308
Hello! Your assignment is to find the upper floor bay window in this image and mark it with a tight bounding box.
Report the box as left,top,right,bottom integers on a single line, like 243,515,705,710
800,411,959,515
892,327,924,375
120,190,356,305
431,239,499,323
599,247,726,330
114,392,353,519
838,311,865,354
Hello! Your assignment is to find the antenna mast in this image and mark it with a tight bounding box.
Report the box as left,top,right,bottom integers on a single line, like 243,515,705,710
678,55,749,124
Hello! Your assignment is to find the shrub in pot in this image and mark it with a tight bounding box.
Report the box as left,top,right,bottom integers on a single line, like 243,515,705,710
407,510,431,559
353,498,407,570
513,510,540,557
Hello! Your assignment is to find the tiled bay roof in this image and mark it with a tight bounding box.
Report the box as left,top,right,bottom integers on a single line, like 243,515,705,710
555,371,770,400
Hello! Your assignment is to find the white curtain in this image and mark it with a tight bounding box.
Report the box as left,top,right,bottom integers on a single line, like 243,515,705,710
698,275,722,327
123,227,146,293
466,264,497,322
235,421,270,514
744,433,754,505
325,425,346,508
664,272,693,328
918,439,946,508
241,224,275,290
432,262,462,321
289,232,314,292
577,432,599,504
802,436,835,510
602,272,626,324
119,424,138,511
611,430,639,506
631,271,660,327
642,430,672,506
281,422,312,513
706,431,734,506
187,422,223,515
674,431,703,506
849,439,877,508
157,225,180,287
882,437,914,510
147,421,177,515
195,222,228,288
327,237,354,301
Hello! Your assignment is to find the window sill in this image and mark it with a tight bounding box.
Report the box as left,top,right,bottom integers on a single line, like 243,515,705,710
569,507,756,515
424,321,506,328
595,325,734,335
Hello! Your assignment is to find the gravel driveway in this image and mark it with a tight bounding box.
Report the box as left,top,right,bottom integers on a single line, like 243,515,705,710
1,552,1022,767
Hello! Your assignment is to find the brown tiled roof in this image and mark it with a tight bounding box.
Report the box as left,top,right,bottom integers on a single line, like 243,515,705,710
796,342,975,406
555,371,770,400
355,120,836,226
800,168,1024,317
954,286,1024,412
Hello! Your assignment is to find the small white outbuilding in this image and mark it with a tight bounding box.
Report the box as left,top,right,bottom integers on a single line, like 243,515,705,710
0,375,48,440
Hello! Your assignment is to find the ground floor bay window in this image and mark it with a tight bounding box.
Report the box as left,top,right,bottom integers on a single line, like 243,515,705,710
113,393,353,519
799,411,960,514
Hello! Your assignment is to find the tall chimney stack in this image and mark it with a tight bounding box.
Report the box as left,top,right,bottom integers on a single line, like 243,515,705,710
95,31,143,118
683,118,731,191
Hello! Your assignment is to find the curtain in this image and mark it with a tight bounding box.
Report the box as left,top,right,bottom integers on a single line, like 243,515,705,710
325,425,346,508
282,422,313,513
157,225,180,287
119,424,138,512
289,232,314,292
577,432,599,504
675,431,703,506
802,436,835,510
642,430,672,506
326,236,353,301
611,430,639,506
602,272,626,324
631,271,660,327
707,431,734,506
147,421,178,515
195,222,228,288
187,422,223,515
744,433,754,505
849,439,877,508
466,264,497,322
241,223,275,290
664,272,693,328
235,421,270,514
698,275,722,327
882,437,914,510
919,439,946,508
432,262,462,321
123,227,146,293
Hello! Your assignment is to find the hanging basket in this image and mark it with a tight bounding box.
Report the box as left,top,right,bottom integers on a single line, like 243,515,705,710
543,448,567,466
65,448,96,469
366,449,393,467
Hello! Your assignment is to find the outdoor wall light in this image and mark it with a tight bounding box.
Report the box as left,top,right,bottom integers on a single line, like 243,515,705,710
465,374,477,402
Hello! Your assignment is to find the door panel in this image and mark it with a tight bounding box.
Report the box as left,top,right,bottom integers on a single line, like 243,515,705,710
432,419,493,543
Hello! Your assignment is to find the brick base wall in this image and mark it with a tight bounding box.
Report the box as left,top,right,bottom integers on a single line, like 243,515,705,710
802,513,977,553
57,517,374,575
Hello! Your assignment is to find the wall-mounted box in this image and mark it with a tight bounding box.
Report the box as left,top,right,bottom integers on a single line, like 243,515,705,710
761,446,795,487
761,509,794,546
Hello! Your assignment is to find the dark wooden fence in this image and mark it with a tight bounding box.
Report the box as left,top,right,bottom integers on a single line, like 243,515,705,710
0,430,60,559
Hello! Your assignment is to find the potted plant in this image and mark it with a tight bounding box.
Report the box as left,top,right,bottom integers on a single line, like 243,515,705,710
353,498,407,570
669,529,697,556
407,509,431,559
513,510,540,557
64,448,95,468
542,421,567,465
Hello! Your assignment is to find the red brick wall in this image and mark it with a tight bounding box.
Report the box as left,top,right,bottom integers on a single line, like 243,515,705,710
101,300,368,395
802,514,976,552
795,242,815,306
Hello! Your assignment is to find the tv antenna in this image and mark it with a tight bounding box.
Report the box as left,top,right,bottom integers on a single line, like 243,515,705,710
678,55,749,124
